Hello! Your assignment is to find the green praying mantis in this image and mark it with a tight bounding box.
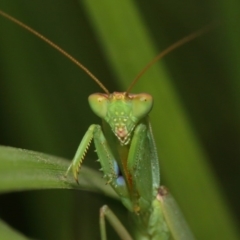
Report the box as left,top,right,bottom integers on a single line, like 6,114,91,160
0,9,213,240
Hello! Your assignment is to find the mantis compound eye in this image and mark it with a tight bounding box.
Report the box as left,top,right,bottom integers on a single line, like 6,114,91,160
88,93,109,119
131,93,153,119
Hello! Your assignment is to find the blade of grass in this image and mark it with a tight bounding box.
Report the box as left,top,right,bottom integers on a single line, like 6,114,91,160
0,218,31,240
0,145,117,199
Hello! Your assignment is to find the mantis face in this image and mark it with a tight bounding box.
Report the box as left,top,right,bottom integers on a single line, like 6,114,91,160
89,92,153,145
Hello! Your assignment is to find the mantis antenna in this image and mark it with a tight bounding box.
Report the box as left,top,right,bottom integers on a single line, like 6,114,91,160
0,9,215,95
0,10,110,94
126,23,216,93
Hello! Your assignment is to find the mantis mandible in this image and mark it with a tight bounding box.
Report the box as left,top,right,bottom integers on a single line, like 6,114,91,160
0,9,212,240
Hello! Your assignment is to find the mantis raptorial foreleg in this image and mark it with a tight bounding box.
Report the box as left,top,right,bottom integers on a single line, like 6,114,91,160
66,124,119,184
65,124,96,182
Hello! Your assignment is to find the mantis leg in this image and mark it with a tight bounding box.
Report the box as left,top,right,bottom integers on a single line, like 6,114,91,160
65,124,121,185
99,205,133,240
127,122,160,212
65,124,97,182
65,124,132,206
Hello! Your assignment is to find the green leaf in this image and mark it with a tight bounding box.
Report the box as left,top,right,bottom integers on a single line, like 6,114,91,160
0,219,31,240
0,145,117,199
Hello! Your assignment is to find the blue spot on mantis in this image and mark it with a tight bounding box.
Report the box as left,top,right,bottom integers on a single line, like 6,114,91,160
0,9,213,240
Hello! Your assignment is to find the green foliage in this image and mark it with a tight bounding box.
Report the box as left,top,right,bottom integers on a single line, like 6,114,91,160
0,0,239,239
0,219,31,240
0,145,117,197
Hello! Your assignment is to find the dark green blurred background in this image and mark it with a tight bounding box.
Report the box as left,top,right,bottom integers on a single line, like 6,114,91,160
0,0,239,239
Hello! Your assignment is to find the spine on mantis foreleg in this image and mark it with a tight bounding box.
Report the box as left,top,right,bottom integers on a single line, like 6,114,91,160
65,124,96,182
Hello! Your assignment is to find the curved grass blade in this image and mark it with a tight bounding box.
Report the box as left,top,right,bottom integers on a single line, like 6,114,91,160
0,145,117,199
0,218,31,240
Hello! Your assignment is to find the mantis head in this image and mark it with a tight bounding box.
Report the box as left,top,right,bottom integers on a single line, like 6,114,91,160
89,92,153,145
